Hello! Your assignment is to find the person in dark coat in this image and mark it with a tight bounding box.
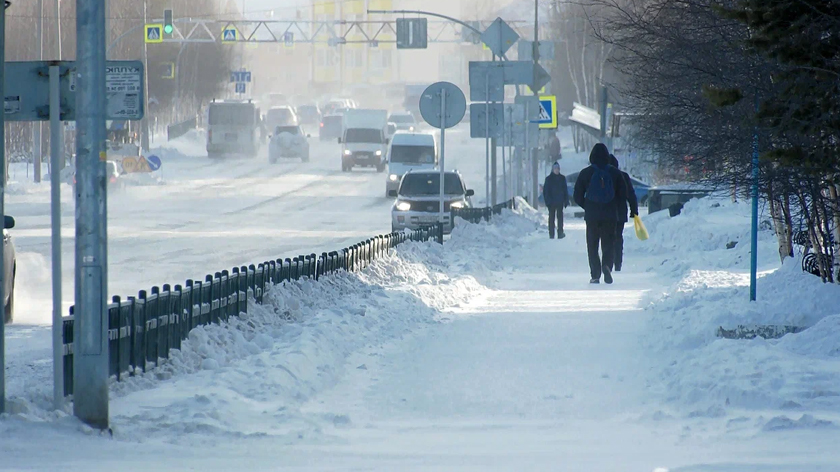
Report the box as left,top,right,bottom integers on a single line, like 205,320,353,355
548,134,561,162
609,154,639,272
543,161,569,239
573,143,627,284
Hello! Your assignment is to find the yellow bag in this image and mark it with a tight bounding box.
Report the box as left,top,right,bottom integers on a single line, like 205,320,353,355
633,215,649,241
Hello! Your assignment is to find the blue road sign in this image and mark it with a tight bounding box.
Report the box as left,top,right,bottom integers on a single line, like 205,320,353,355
146,155,162,171
235,82,246,94
535,96,558,129
230,71,251,83
222,27,238,42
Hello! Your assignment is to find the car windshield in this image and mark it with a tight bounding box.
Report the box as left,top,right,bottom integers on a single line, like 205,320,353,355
389,145,435,164
208,104,256,126
323,116,342,128
399,174,464,196
297,106,318,117
267,108,293,123
345,128,382,144
274,126,299,135
389,114,414,124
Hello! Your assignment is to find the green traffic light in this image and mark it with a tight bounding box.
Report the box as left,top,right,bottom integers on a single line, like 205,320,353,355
164,24,173,34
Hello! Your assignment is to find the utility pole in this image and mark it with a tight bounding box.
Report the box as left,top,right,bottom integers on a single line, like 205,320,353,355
1,0,9,416
74,0,110,429
33,0,44,183
140,0,151,152
531,0,539,208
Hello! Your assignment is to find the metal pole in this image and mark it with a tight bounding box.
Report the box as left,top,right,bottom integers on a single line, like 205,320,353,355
439,89,447,226
490,53,497,206
74,0,109,429
0,0,8,415
501,130,507,201
55,0,62,59
485,72,489,206
49,65,64,409
750,91,759,301
34,0,44,183
140,0,151,152
525,101,530,204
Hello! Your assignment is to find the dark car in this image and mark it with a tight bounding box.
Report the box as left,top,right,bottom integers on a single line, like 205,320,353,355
3,215,16,324
647,184,713,215
319,114,343,141
296,105,322,126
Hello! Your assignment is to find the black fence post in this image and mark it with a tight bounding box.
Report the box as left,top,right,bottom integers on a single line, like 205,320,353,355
118,297,132,379
63,308,74,396
157,286,170,364
108,296,120,380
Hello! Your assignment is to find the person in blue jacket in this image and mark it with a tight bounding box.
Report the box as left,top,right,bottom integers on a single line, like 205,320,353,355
543,161,569,239
573,144,627,284
609,154,639,272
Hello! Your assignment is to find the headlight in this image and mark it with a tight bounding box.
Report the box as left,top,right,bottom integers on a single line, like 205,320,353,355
450,201,466,209
343,149,352,156
389,174,399,182
409,126,415,131
395,201,411,211
375,150,382,156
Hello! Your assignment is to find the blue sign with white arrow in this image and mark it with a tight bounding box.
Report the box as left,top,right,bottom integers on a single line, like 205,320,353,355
146,155,162,171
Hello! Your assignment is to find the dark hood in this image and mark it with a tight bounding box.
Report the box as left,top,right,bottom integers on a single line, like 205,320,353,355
589,143,610,168
609,154,619,169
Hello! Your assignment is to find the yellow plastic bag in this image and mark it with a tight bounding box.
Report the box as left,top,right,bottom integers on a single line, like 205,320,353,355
633,215,649,241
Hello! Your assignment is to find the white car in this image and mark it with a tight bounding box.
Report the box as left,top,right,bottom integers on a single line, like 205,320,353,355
390,170,474,234
388,112,417,132
3,215,16,324
269,125,310,163
385,132,437,196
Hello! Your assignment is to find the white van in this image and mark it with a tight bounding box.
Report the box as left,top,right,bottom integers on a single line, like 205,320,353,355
340,109,388,172
206,100,262,158
385,132,437,196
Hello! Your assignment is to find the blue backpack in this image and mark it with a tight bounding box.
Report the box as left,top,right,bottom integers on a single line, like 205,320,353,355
585,166,615,203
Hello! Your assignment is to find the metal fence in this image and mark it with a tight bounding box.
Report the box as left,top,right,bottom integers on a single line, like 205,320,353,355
61,225,442,397
450,198,516,225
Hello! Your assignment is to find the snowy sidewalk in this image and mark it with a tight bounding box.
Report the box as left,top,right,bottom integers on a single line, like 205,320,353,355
4,203,840,471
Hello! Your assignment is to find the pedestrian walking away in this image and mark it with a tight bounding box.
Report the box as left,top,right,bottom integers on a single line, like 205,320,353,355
543,161,569,239
548,134,562,162
573,143,627,284
609,154,639,272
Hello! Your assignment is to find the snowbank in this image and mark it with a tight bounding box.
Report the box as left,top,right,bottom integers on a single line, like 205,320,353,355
640,199,840,429
5,206,540,443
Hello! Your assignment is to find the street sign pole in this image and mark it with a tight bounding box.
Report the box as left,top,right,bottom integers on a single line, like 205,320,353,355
532,0,540,209
439,88,447,226
49,64,64,410
75,0,110,429
485,73,489,206
0,0,8,415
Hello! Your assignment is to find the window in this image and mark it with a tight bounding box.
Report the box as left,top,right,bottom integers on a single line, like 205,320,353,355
345,128,383,144
389,146,435,164
399,174,465,196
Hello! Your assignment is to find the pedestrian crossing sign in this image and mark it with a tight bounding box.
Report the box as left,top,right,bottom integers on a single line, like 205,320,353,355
536,95,557,129
145,24,163,44
222,27,238,43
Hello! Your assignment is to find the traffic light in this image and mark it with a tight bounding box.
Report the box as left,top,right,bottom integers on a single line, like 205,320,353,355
164,9,173,37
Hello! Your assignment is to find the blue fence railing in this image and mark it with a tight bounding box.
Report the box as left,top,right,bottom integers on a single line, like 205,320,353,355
62,225,442,397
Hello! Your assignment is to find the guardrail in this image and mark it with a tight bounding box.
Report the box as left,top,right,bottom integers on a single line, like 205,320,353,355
450,198,516,225
61,225,442,397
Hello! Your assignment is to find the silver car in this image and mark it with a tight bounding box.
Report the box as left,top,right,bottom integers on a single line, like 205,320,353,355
3,216,16,324
269,125,310,163
389,170,473,234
